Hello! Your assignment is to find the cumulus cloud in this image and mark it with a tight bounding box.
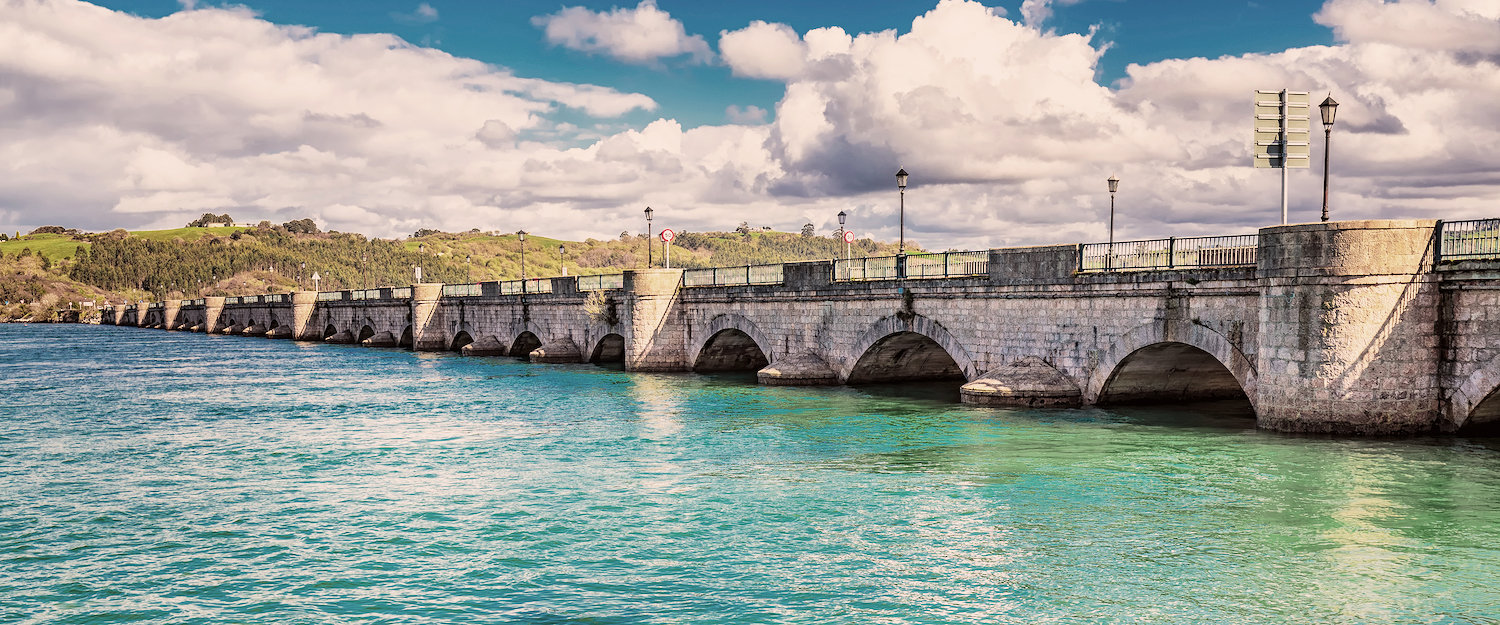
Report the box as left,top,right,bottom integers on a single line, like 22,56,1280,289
2,0,1500,251
725,105,768,124
532,1,712,65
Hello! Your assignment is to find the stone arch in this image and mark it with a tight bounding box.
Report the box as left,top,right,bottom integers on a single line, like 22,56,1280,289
451,331,474,352
398,325,413,348
1086,322,1258,410
356,325,375,343
590,333,625,363
843,314,977,383
323,324,338,339
694,329,771,372
688,314,776,368
1445,356,1500,433
510,331,542,361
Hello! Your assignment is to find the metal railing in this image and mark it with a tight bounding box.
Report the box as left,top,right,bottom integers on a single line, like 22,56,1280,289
1080,234,1258,272
834,256,899,281
316,291,344,302
442,283,482,297
391,287,413,299
832,251,989,281
1439,219,1500,262
495,279,554,295
578,274,625,291
225,296,241,304
683,264,784,287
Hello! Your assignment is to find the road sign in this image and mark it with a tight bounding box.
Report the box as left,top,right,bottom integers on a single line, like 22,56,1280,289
843,230,855,243
1253,89,1310,169
660,228,675,242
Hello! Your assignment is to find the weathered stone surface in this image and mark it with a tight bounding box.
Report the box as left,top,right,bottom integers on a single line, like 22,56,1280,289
265,326,292,339
961,357,1081,407
758,352,838,385
112,218,1500,437
531,337,583,363
362,331,398,347
460,336,508,356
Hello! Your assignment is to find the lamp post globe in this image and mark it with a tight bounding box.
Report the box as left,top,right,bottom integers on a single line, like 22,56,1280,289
1319,95,1339,223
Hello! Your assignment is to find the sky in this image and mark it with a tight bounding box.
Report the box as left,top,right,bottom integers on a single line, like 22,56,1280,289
2,0,1498,249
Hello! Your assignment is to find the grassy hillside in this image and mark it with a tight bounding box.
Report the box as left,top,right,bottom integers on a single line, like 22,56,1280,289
0,224,916,321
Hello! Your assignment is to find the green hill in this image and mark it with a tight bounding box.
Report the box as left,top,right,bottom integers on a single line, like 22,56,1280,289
0,223,915,321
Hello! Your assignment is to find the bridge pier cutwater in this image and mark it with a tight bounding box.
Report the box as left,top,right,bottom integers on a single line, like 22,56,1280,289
96,218,1500,436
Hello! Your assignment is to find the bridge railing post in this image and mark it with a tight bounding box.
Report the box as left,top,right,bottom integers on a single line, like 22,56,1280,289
1168,237,1176,269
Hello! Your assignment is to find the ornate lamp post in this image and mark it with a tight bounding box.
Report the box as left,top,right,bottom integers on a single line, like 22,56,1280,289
558,244,567,276
1319,95,1339,223
837,210,849,262
644,206,654,268
1107,175,1120,245
518,230,528,292
895,169,908,254
466,254,472,283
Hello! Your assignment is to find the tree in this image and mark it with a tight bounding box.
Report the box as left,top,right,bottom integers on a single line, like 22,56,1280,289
735,221,751,234
283,218,320,234
800,223,815,237
187,213,234,227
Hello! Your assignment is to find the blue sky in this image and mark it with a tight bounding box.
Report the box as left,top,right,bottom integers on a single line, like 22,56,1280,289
4,0,1498,246
92,0,1336,129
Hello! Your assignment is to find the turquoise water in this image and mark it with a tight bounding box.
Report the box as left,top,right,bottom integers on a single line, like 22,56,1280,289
3,324,1500,624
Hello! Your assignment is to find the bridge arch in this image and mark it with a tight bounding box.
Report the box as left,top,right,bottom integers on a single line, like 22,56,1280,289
590,333,625,363
510,331,542,361
1447,357,1500,433
688,314,775,370
451,331,474,352
1087,322,1258,410
843,314,977,384
323,324,338,340
398,325,413,348
356,325,375,343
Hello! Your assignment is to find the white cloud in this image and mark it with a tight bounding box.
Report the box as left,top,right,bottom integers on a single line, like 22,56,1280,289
725,105,767,124
393,2,439,25
2,0,1500,252
719,21,807,80
1315,0,1500,53
532,1,711,65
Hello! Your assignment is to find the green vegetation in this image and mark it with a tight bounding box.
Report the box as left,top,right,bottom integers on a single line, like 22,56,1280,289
0,221,916,321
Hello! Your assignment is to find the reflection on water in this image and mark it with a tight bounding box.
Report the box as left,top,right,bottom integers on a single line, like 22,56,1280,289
2,324,1499,624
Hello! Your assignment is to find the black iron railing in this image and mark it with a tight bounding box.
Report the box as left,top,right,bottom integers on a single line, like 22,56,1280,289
578,274,625,291
683,264,785,286
832,250,989,281
1438,219,1500,262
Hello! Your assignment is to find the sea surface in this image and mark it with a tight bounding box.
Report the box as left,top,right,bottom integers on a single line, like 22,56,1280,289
3,323,1499,624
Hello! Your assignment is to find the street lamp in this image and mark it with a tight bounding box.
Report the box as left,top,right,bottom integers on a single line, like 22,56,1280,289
517,230,528,292
895,169,908,255
644,206,654,268
300,261,306,289
466,254,472,283
1107,175,1120,245
1319,94,1339,223
558,244,567,276
1107,175,1120,270
837,210,849,262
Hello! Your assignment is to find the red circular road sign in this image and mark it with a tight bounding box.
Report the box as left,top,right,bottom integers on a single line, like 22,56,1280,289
660,228,675,242
843,230,856,243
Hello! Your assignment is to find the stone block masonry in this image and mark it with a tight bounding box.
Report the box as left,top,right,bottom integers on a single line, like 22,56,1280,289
99,219,1500,436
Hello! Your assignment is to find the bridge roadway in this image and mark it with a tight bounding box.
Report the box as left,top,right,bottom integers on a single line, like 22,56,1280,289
104,219,1500,436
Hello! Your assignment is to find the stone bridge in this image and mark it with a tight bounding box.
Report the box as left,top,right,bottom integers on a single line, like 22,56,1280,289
103,220,1500,436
